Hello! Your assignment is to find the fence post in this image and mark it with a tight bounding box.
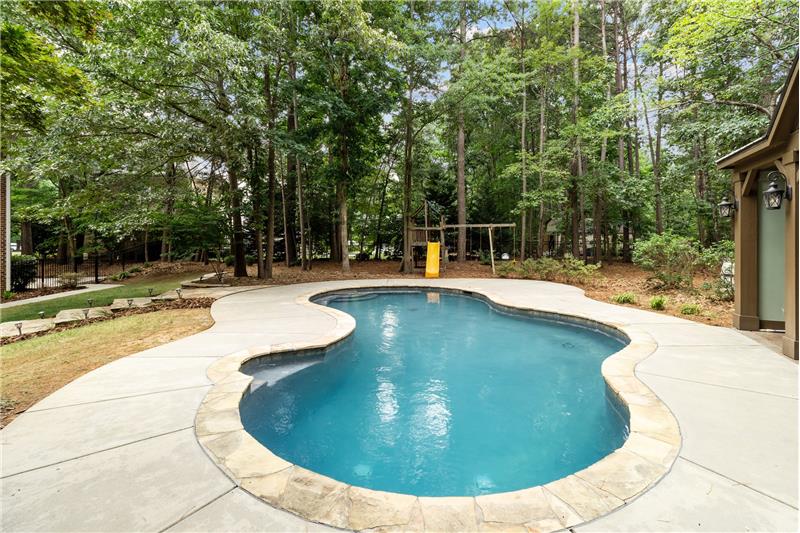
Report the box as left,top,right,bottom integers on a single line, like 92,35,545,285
94,254,99,283
40,257,45,286
73,256,78,273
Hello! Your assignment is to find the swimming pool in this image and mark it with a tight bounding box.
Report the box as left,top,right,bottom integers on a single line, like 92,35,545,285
240,289,629,497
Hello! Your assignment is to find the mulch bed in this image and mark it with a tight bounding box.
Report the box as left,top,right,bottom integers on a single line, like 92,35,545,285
0,298,215,346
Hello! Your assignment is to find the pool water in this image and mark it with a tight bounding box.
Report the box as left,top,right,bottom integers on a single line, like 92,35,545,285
240,290,629,497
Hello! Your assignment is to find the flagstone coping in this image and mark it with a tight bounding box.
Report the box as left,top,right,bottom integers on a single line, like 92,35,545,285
195,283,681,532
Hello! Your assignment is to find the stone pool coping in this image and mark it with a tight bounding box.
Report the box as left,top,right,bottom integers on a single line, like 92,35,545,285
195,283,681,532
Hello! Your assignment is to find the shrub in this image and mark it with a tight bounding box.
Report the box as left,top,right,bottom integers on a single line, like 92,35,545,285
680,303,701,315
223,255,235,267
711,278,734,301
479,251,492,266
143,262,152,268
519,257,561,280
649,295,667,310
128,266,142,274
110,271,129,281
495,261,517,278
633,233,701,289
10,255,38,292
560,254,601,284
58,272,81,289
700,240,735,272
611,292,637,304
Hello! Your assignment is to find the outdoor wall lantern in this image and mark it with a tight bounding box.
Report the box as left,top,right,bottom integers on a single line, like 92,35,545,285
763,170,792,210
717,196,737,218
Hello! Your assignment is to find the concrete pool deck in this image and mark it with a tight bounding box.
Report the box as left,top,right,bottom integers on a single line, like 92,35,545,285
1,279,797,532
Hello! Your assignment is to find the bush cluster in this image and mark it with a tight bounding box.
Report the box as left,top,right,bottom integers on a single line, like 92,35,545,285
495,255,601,284
10,255,38,292
58,272,81,289
632,233,701,289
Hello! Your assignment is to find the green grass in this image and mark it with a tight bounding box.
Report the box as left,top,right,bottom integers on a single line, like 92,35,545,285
1,272,204,323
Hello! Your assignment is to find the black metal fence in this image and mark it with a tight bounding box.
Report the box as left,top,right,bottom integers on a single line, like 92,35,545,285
10,242,158,292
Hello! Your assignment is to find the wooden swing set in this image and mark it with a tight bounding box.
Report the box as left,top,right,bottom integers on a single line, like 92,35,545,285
407,200,516,275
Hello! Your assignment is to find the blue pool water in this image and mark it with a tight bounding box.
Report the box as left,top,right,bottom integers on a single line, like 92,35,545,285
240,290,628,496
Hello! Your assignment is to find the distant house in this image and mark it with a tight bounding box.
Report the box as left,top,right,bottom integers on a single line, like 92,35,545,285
716,58,798,359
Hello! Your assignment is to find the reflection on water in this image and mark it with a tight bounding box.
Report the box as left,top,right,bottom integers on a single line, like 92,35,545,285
240,291,628,496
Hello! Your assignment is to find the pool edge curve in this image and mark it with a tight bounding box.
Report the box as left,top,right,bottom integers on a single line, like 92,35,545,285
194,281,681,532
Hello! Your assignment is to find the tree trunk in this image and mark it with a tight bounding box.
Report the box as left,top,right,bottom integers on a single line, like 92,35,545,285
279,156,289,267
570,0,582,258
456,0,467,262
285,61,298,266
265,63,276,279
519,3,527,261
594,0,609,263
374,169,390,260
20,221,33,255
337,180,350,272
693,137,707,245
402,79,414,273
144,226,149,263
536,84,547,258
297,156,309,270
228,161,248,277
249,146,266,279
613,1,631,262
161,162,177,263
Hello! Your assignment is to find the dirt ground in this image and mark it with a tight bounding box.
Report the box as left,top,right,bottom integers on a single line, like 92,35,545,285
581,263,734,327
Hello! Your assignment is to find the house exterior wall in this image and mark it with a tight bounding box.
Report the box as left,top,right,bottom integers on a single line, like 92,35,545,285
728,132,798,359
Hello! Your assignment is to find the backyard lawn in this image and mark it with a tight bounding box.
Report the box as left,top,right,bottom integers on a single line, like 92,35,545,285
0,269,208,323
0,308,213,426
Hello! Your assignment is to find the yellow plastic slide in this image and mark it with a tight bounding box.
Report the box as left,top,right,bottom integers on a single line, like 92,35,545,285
425,241,440,278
